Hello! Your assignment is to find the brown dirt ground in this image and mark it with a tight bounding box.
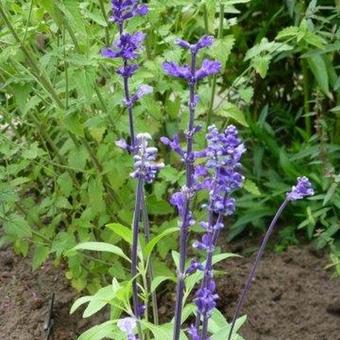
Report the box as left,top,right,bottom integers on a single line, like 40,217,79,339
1,244,340,340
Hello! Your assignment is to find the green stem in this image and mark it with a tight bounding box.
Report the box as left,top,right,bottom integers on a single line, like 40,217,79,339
98,0,111,46
301,58,312,139
63,21,69,109
141,192,159,325
206,3,224,130
203,4,209,33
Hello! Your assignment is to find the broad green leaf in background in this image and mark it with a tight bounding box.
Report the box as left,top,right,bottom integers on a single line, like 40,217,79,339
216,102,249,127
106,223,133,245
306,54,330,97
72,242,130,262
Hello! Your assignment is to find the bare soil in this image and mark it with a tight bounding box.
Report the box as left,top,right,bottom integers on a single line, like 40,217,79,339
1,244,340,340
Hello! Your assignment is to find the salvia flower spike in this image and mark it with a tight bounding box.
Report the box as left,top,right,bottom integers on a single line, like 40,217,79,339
130,133,164,183
191,125,245,339
102,0,151,148
162,36,221,340
227,176,314,340
127,133,163,324
103,0,157,326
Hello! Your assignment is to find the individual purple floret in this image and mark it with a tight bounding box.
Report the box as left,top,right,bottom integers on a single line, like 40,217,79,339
176,35,214,53
163,62,191,81
195,59,222,81
102,32,145,60
124,84,153,108
130,133,164,183
287,176,314,201
186,259,205,275
163,59,221,83
163,35,220,86
110,0,148,26
117,317,138,340
194,281,219,317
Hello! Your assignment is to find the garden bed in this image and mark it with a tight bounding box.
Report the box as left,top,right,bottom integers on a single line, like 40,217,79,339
1,244,339,340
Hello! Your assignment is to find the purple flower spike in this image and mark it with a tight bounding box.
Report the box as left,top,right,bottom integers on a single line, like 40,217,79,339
287,176,314,201
175,35,214,53
124,84,153,107
160,135,184,156
130,133,164,183
115,138,130,152
194,283,219,317
195,59,222,81
102,32,145,61
111,0,148,24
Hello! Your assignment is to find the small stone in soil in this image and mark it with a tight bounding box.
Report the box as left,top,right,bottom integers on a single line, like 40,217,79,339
32,297,44,310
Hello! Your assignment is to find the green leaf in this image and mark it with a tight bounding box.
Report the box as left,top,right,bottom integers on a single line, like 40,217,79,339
57,172,74,197
83,285,117,318
307,54,330,96
70,296,92,314
52,232,76,257
4,214,32,239
252,55,271,78
171,250,180,270
88,178,105,215
210,35,235,68
78,321,117,340
216,102,248,127
211,315,247,340
145,227,179,256
243,179,261,196
32,245,49,270
72,242,130,262
141,321,188,340
151,275,176,293
106,223,133,245
185,253,239,298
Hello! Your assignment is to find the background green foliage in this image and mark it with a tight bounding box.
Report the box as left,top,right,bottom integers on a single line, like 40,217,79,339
0,0,339,293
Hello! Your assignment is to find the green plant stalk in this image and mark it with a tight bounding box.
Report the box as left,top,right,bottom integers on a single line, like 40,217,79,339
98,0,111,46
227,198,289,340
22,0,34,42
301,58,312,138
141,192,159,325
63,21,69,109
206,3,224,130
131,179,144,340
203,4,209,33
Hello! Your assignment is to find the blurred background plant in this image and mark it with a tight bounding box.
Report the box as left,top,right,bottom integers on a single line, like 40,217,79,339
0,0,339,298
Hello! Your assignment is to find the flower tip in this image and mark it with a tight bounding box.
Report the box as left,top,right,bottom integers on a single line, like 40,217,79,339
287,176,314,201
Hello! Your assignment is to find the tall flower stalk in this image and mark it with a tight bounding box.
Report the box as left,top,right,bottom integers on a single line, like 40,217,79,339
102,0,157,324
162,36,221,340
227,177,314,340
187,125,246,339
117,134,164,327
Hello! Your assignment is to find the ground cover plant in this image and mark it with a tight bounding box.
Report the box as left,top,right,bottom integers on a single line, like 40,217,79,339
0,0,339,339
